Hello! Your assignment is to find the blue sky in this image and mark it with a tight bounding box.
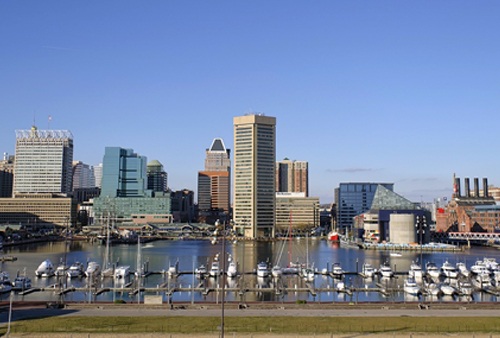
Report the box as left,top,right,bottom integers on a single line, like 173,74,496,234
1,1,499,204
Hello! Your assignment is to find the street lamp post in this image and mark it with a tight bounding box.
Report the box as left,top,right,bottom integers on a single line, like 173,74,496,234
415,215,427,267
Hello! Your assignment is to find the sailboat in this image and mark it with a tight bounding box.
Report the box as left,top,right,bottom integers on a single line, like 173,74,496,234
300,233,315,282
101,214,114,278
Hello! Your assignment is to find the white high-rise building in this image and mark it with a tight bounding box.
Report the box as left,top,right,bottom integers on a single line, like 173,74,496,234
72,161,96,189
13,126,73,195
93,163,103,188
233,114,276,238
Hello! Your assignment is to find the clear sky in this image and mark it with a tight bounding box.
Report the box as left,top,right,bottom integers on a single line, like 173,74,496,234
1,1,499,204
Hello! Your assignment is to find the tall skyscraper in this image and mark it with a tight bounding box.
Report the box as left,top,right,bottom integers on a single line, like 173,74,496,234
0,153,14,198
197,138,231,223
276,159,309,196
72,161,96,189
13,126,73,195
233,114,276,238
147,159,168,194
93,163,103,188
100,147,149,198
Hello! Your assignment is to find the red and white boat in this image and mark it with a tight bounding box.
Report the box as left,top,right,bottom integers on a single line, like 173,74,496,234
327,230,339,242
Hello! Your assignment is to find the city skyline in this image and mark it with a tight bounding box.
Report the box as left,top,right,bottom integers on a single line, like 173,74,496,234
1,2,499,204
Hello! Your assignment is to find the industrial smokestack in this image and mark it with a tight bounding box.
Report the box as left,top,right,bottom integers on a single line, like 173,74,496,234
483,178,489,198
454,177,461,197
474,177,480,198
465,178,470,198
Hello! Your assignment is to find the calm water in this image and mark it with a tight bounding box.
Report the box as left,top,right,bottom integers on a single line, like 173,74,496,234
2,238,500,304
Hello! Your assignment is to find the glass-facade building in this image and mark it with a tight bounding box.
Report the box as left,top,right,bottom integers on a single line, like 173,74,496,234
335,182,394,232
100,147,149,198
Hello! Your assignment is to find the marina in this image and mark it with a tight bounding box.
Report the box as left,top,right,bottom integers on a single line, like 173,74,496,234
1,238,500,304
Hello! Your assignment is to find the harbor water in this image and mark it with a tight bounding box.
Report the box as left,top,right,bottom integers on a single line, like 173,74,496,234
1,238,500,304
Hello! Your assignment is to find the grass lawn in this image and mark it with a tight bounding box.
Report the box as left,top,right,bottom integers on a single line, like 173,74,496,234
3,316,500,335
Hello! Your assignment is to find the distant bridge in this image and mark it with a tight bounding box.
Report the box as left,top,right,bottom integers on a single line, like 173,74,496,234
447,232,500,241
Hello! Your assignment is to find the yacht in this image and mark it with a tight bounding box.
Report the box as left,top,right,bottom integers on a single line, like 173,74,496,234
408,261,423,279
458,279,473,296
54,261,69,277
361,263,376,278
470,260,488,275
209,261,220,277
301,266,315,281
85,261,101,278
256,261,270,278
483,257,499,272
226,259,238,278
168,260,179,278
471,272,492,290
378,263,394,278
35,259,55,278
425,262,441,279
439,281,458,296
456,262,470,278
195,264,207,277
403,276,421,295
114,266,131,280
66,262,84,278
331,263,345,278
441,260,458,279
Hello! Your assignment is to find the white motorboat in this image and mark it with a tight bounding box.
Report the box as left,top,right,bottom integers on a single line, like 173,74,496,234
55,262,69,277
470,260,488,275
195,264,207,277
456,262,470,278
471,272,492,290
483,257,499,272
423,279,442,297
361,263,376,278
441,260,458,279
226,259,238,278
403,277,421,295
409,261,423,279
168,260,179,277
332,263,345,278
379,263,394,278
0,280,12,293
257,261,270,278
458,280,473,296
66,262,84,278
439,282,458,296
209,261,220,277
85,261,101,278
425,262,441,279
35,259,55,278
114,265,131,280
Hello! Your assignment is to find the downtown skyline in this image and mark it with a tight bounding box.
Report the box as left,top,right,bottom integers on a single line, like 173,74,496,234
1,1,499,204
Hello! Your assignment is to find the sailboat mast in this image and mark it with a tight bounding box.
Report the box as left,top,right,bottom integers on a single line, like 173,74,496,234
288,210,293,267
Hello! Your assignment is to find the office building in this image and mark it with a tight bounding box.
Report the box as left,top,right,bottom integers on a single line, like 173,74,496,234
233,114,276,238
72,161,96,190
276,159,308,196
197,138,231,224
335,182,394,232
147,160,168,194
13,126,73,195
100,147,150,198
275,192,319,233
93,147,170,225
0,153,14,198
93,163,103,188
